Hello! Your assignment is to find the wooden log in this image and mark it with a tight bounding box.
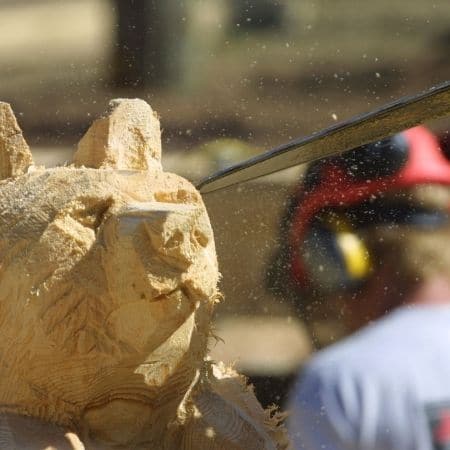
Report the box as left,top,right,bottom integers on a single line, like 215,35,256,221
0,100,290,449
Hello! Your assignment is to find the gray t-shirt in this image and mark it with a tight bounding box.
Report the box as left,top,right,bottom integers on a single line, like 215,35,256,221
288,305,450,450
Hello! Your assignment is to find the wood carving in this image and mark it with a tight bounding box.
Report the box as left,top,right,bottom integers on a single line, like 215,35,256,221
0,99,290,449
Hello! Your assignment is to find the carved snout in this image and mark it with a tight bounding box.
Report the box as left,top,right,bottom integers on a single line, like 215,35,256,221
101,201,216,303
100,201,216,356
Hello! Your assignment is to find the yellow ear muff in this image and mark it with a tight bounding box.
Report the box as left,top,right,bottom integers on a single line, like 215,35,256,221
335,231,371,280
323,213,372,282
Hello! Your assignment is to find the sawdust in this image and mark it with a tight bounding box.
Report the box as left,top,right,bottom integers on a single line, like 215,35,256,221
0,99,291,449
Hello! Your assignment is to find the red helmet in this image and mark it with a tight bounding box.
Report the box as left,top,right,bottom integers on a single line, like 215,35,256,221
284,126,450,292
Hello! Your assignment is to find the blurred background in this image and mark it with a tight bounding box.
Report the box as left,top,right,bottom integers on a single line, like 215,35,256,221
1,0,449,408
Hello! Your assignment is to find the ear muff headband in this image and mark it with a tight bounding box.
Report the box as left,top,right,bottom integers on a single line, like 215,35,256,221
289,126,450,289
340,134,409,180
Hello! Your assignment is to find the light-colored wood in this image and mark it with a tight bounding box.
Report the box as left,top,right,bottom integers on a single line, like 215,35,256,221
0,100,290,449
0,102,33,179
73,98,162,171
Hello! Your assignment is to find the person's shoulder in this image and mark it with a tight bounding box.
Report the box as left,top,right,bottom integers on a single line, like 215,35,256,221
299,305,450,397
289,337,374,446
291,318,406,436
290,307,450,449
304,309,419,383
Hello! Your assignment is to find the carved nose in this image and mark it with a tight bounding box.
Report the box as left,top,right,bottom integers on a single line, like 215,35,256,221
101,201,214,302
106,201,208,267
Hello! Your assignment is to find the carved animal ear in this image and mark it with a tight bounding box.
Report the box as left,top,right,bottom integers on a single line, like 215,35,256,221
73,99,162,171
0,102,34,180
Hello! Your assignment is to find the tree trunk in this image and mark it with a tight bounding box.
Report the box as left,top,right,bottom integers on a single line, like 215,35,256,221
113,0,185,88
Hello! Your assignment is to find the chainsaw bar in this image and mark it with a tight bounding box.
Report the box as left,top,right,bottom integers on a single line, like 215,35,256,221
197,80,450,194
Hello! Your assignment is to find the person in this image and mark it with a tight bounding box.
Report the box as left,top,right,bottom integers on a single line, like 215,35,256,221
272,125,450,449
